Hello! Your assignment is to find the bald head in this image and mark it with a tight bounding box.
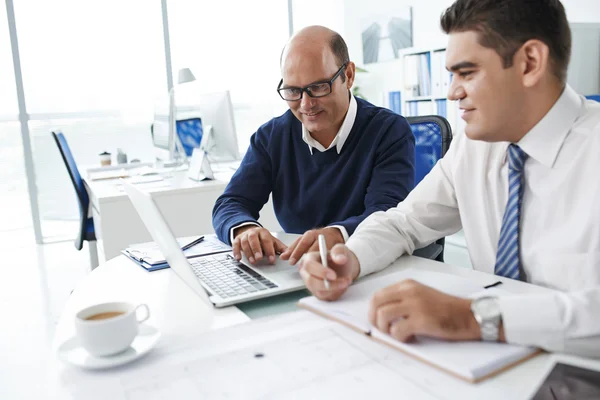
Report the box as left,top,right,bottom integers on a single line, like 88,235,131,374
281,26,349,75
277,26,354,142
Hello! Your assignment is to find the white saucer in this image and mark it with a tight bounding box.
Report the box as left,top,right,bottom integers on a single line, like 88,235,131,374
57,324,161,370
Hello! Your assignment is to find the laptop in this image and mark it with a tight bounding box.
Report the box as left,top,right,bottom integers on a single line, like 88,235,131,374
122,180,305,307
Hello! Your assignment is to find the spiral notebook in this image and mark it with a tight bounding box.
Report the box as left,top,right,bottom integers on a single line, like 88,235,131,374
122,235,230,271
298,269,541,383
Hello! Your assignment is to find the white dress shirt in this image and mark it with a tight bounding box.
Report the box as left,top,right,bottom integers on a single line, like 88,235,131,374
347,85,600,357
230,96,358,243
301,94,357,155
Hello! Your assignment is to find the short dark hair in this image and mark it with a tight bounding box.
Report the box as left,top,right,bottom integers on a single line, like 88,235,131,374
330,32,350,82
440,0,571,83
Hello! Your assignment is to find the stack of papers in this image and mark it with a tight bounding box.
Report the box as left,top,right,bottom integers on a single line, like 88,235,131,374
122,235,231,271
88,166,159,181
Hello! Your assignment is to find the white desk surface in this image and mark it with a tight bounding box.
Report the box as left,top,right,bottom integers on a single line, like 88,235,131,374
85,169,233,205
83,162,276,262
43,252,600,399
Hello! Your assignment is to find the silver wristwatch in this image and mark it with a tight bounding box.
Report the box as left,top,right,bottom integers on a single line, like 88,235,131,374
470,297,502,342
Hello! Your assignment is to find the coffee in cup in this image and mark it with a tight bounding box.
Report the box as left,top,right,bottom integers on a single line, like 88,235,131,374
85,311,125,321
99,151,112,166
75,302,150,357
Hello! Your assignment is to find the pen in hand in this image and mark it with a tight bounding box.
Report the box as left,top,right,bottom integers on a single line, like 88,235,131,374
318,234,330,290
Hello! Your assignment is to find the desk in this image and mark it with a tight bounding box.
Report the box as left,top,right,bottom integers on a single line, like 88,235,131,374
85,168,281,261
49,253,600,399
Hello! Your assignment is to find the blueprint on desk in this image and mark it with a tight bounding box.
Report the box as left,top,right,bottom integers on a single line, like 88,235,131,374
52,311,546,400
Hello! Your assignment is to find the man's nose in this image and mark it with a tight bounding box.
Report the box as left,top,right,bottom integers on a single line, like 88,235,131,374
447,77,465,101
300,92,317,109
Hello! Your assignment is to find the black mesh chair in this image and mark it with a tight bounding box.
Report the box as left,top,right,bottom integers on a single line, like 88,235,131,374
52,131,99,269
407,115,453,262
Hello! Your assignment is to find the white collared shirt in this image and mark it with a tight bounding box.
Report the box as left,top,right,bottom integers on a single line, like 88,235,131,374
347,85,600,356
301,94,358,155
230,96,358,243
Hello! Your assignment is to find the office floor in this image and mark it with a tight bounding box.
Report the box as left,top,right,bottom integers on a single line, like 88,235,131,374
0,223,91,393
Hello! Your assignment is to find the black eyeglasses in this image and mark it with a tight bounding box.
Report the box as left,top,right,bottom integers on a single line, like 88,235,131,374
277,63,348,101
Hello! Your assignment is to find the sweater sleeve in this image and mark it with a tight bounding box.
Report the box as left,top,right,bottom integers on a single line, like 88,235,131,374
329,115,415,235
212,125,273,245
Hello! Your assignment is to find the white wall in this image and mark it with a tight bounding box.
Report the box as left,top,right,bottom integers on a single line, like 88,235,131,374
340,0,600,105
344,0,600,52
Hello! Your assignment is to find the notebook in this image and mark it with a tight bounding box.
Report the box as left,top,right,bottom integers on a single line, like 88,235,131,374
122,235,231,271
298,269,541,383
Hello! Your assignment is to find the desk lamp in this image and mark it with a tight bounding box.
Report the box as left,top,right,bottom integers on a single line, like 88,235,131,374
168,68,197,165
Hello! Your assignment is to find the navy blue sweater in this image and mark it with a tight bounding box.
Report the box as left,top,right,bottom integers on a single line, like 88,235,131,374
212,97,415,245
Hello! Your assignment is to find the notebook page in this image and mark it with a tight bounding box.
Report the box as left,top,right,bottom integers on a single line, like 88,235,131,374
299,268,485,331
299,268,538,382
372,331,536,381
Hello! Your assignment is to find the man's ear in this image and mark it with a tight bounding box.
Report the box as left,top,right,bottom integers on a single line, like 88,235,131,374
345,61,356,89
516,39,551,88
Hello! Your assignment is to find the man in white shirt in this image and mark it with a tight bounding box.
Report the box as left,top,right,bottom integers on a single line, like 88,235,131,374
299,0,600,357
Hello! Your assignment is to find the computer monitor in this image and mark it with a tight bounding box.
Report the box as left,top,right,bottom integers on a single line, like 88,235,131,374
191,90,239,162
151,90,239,163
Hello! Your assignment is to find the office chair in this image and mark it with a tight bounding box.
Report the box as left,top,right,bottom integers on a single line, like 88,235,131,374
586,94,600,102
407,115,453,262
51,131,99,270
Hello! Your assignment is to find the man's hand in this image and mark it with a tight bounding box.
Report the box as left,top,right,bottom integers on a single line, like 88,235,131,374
232,226,287,265
298,244,360,301
280,227,344,265
368,280,482,342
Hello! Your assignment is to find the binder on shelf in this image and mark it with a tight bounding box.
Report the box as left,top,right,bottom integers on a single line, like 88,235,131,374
431,51,443,97
298,269,541,383
388,91,402,114
402,47,463,127
407,101,418,116
435,99,447,118
404,54,420,97
418,53,432,96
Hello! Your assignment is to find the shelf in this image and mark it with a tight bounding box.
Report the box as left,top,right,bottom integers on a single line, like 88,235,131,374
405,96,448,102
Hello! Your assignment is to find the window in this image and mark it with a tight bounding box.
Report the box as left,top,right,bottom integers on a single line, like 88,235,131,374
167,0,290,153
13,0,166,240
0,4,32,235
0,5,17,120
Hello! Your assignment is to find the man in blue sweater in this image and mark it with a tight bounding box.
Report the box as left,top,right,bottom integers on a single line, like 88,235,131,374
212,25,415,265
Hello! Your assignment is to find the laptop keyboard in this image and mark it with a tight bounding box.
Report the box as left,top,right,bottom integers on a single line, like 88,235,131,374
189,253,278,299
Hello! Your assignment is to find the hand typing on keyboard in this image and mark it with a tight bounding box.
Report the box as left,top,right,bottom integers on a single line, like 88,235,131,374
232,226,287,265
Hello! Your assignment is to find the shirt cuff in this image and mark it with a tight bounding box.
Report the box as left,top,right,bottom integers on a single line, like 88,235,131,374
230,222,261,245
497,293,566,350
347,238,382,278
327,225,349,242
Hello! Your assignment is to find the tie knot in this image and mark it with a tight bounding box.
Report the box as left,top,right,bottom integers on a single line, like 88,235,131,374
508,144,528,172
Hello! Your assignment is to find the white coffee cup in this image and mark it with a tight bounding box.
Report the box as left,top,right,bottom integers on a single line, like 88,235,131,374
99,152,112,166
75,302,150,357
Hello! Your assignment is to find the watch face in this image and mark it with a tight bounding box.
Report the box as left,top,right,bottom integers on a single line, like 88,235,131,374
474,297,501,319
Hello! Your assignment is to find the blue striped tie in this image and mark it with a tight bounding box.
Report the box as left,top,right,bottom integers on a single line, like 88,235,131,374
495,144,529,280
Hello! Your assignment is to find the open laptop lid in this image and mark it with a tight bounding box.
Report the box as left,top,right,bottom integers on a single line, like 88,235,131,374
122,180,213,306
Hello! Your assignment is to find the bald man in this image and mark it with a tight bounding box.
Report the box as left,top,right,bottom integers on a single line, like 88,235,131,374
212,26,415,266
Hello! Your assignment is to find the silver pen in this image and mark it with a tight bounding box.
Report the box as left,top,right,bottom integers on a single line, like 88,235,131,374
318,234,330,290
